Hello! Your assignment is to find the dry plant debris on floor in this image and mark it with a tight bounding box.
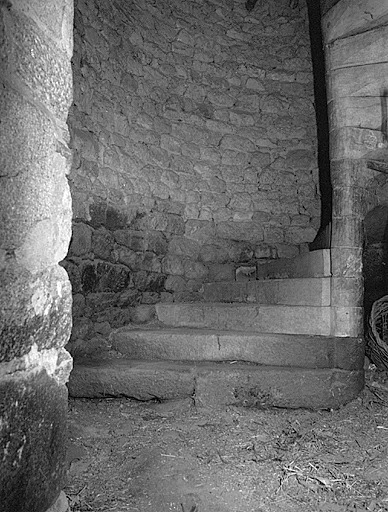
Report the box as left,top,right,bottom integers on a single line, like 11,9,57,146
65,368,388,512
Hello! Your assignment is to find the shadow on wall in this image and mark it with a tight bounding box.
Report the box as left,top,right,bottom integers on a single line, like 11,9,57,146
363,205,388,323
306,0,332,241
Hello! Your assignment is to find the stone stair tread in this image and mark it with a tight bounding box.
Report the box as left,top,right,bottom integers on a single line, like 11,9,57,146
110,326,364,370
201,277,331,305
113,325,347,341
256,249,331,279
203,276,329,284
68,358,364,410
154,302,332,336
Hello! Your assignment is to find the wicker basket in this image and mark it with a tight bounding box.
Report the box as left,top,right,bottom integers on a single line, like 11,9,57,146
366,295,388,370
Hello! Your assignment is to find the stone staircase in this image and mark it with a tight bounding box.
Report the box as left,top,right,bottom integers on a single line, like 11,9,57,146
68,249,365,410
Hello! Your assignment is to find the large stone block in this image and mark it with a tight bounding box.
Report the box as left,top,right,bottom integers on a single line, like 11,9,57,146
113,229,146,252
207,263,235,282
161,255,184,275
331,159,376,189
330,126,384,161
155,302,333,336
80,261,131,293
68,359,364,410
331,216,364,249
330,247,363,278
0,88,72,259
201,277,331,306
331,277,363,308
0,87,53,180
183,260,208,280
332,186,366,218
322,0,388,44
147,231,169,255
92,229,115,260
195,365,364,410
0,266,72,363
69,223,93,256
15,190,72,272
328,96,382,132
14,0,73,54
168,236,201,258
331,306,363,337
1,8,72,120
111,327,365,370
256,249,331,279
68,359,195,400
133,271,166,294
216,221,264,243
0,371,68,512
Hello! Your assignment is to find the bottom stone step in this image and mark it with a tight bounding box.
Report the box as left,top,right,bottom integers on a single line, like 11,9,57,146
68,359,364,410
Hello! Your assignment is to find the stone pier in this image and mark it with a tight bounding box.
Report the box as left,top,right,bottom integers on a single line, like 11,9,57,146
0,1,74,511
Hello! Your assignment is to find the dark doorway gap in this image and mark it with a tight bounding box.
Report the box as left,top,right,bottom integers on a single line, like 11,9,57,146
306,0,332,241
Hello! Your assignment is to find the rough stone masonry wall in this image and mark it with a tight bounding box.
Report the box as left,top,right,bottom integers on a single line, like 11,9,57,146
64,0,319,354
0,1,73,511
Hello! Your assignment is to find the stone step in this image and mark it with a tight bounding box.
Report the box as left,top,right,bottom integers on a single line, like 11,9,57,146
256,249,331,280
67,358,364,410
111,327,364,370
155,302,332,336
201,277,331,306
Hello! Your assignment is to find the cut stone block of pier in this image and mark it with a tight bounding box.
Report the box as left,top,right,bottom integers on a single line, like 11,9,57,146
256,249,331,280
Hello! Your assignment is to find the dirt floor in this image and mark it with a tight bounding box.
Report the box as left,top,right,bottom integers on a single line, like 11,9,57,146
65,366,388,512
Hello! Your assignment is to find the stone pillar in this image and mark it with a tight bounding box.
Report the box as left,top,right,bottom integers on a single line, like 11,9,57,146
321,0,388,337
330,161,365,336
0,2,74,512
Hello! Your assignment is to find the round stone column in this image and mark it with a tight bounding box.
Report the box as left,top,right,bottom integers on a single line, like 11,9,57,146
330,160,368,337
0,1,74,512
321,0,388,338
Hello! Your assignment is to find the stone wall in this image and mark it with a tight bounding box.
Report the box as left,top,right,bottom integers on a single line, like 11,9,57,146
0,1,73,511
64,0,319,354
